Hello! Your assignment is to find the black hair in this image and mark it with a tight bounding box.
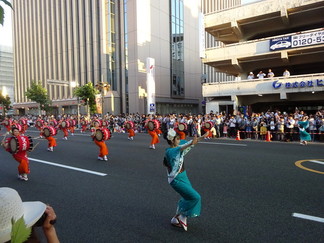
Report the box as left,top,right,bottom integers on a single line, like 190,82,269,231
11,127,19,133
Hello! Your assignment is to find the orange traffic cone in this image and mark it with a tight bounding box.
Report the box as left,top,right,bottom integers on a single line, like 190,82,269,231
266,131,271,142
236,130,241,140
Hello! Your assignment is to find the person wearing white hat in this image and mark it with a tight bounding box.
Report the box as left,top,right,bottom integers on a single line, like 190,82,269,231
0,187,59,243
247,72,255,80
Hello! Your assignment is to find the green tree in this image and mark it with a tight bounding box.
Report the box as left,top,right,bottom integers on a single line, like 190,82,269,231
0,0,13,26
73,82,99,116
0,90,11,115
25,81,52,115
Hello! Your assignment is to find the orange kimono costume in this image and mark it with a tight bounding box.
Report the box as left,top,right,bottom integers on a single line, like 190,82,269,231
128,128,135,140
148,130,159,149
203,128,213,138
94,140,109,159
46,136,57,152
62,128,69,139
5,138,30,180
177,131,186,140
81,123,88,133
91,128,108,161
13,151,30,175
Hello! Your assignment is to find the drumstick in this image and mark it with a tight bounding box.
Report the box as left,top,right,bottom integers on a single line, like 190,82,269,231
1,133,7,143
1,134,7,148
30,142,40,152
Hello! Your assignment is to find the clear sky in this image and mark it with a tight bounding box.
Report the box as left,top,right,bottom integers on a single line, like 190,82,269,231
0,1,13,47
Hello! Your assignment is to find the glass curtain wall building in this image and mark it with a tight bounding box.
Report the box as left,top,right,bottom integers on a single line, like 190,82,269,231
0,45,14,112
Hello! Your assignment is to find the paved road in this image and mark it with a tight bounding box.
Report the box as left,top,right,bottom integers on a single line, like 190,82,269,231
1,129,323,242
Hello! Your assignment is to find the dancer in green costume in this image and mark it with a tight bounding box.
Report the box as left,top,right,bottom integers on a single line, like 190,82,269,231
163,128,208,231
298,116,311,145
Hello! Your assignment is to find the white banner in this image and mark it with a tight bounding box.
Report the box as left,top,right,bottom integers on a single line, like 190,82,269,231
199,13,205,58
291,30,324,48
146,58,155,114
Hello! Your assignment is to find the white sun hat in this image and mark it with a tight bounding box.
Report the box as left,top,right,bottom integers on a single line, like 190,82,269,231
0,187,46,243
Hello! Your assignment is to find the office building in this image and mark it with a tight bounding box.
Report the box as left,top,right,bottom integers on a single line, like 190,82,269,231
12,0,202,115
0,45,14,114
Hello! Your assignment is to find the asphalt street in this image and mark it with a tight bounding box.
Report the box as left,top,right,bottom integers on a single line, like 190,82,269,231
0,128,323,243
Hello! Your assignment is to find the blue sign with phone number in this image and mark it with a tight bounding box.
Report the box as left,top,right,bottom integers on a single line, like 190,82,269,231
270,30,324,51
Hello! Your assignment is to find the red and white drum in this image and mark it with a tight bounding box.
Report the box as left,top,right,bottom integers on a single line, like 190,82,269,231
19,119,28,126
177,123,188,132
125,121,135,130
81,120,88,126
11,124,22,132
35,120,44,128
69,119,77,127
146,120,160,131
49,120,58,127
7,135,33,154
94,128,111,141
43,126,57,137
60,120,70,128
203,121,213,130
101,120,108,127
91,119,102,127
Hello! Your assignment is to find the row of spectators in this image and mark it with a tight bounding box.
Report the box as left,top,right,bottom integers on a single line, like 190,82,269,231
2,109,324,142
247,69,290,80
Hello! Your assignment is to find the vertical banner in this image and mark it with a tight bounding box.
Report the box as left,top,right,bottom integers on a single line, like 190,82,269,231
146,57,156,114
95,94,102,114
199,13,205,59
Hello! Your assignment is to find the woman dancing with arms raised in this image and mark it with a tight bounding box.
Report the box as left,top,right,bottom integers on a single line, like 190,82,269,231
163,128,208,231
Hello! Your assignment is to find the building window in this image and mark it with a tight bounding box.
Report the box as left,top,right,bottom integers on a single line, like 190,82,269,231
107,0,116,90
170,0,184,98
124,0,129,113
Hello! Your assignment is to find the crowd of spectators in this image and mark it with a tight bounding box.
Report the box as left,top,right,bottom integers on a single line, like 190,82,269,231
1,108,324,143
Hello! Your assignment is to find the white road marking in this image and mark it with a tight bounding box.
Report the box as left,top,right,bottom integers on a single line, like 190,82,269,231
200,142,247,147
292,213,324,223
29,158,107,176
310,160,324,165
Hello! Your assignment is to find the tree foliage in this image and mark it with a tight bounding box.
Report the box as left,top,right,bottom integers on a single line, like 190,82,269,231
0,90,11,111
73,82,99,114
25,81,52,111
0,0,13,26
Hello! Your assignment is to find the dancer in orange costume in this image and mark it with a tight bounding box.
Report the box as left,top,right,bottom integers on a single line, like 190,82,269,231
2,117,12,134
148,129,159,149
35,118,44,138
68,118,76,136
202,121,213,140
176,130,186,140
127,127,135,140
174,121,186,140
145,119,160,149
59,118,69,140
42,121,57,152
125,121,135,140
1,127,30,181
91,121,109,161
80,118,88,133
19,118,29,135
